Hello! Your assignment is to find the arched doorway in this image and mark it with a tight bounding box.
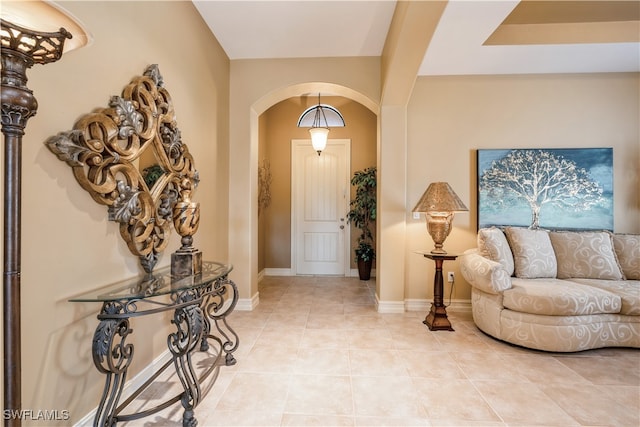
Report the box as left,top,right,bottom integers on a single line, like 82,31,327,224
254,85,378,281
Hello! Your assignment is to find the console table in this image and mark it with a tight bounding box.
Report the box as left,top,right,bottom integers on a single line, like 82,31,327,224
419,253,458,331
70,261,239,427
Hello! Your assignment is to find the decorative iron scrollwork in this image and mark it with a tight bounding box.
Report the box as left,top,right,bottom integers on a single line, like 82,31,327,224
44,65,199,273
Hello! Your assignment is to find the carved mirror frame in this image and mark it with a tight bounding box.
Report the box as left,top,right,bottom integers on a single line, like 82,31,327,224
45,65,200,274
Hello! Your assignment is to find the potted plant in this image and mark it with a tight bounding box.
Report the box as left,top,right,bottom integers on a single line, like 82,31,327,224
346,166,376,280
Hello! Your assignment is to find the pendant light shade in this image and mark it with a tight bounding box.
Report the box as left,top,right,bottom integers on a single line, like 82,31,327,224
309,127,329,153
297,93,345,155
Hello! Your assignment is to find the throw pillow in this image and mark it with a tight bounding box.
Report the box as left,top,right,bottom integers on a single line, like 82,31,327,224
549,231,624,280
611,233,639,280
477,227,514,276
504,227,557,279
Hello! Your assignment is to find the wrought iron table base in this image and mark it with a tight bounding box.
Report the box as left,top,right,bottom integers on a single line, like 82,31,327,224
82,264,239,427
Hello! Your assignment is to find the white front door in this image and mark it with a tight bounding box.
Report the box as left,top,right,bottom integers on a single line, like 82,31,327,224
292,139,350,275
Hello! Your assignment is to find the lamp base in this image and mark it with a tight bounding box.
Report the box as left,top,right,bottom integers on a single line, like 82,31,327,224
171,249,202,277
423,304,454,331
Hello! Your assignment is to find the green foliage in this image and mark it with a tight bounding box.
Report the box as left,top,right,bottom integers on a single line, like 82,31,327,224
143,164,165,189
346,166,376,261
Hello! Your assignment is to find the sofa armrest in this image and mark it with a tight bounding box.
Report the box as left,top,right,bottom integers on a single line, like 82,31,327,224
460,249,512,294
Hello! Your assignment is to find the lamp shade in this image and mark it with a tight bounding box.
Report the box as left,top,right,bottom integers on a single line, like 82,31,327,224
412,182,468,213
1,0,92,53
309,127,329,152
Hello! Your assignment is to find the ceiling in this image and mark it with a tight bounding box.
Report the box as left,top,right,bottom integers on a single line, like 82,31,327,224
193,0,640,76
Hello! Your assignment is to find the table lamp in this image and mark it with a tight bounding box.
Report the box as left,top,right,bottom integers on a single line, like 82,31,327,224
413,182,468,254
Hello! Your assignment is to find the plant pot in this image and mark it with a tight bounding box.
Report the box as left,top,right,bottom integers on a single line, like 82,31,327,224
357,258,373,281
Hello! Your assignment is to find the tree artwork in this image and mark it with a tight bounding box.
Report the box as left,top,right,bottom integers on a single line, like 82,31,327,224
479,149,611,230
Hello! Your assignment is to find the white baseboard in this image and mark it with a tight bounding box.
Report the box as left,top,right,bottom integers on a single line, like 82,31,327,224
446,299,472,312
74,349,173,427
404,299,430,312
263,268,294,276
375,294,406,314
236,293,259,311
262,268,377,279
376,297,471,314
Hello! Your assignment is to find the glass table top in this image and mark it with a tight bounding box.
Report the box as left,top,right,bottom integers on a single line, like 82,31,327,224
69,261,232,303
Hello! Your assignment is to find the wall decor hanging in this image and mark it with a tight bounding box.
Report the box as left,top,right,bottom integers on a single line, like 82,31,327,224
258,158,272,216
45,64,201,275
477,148,613,231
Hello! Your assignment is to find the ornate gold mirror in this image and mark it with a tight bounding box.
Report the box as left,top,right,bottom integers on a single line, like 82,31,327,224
45,65,201,275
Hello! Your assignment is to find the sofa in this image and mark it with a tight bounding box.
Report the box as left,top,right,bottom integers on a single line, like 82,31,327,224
460,227,639,352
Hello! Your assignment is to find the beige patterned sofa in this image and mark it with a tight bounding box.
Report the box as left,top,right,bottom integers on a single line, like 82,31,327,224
460,227,639,352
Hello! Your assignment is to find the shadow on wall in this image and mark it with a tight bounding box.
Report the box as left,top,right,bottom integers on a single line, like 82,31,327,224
32,304,102,424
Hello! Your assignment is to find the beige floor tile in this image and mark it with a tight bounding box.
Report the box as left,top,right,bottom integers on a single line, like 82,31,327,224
284,374,353,415
214,372,291,413
555,353,640,385
254,326,305,348
227,310,270,328
351,376,426,418
200,409,283,426
500,353,592,384
349,349,410,377
396,350,466,379
540,383,640,427
413,378,501,422
354,415,430,426
472,380,579,425
344,303,378,315
300,328,350,348
264,311,310,329
309,302,346,314
121,276,639,427
432,328,494,352
282,414,355,426
307,313,347,329
451,351,529,382
428,420,505,426
344,314,388,329
295,348,351,375
389,329,444,351
347,328,395,349
235,344,299,373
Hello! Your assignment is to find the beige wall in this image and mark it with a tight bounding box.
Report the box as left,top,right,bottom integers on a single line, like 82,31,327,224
0,1,229,423
404,73,640,303
259,97,377,270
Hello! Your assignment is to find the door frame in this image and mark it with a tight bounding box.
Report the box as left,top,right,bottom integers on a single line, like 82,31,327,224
291,138,351,276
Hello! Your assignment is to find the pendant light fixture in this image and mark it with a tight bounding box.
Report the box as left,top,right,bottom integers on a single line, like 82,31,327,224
297,93,345,155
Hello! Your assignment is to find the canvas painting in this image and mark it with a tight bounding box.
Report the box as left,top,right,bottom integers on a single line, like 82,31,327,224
477,148,613,231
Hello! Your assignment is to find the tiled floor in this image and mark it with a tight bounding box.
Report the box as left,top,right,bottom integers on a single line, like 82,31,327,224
124,275,639,426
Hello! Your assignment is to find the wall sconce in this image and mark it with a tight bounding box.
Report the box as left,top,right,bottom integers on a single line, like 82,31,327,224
412,182,468,254
296,93,345,155
1,2,90,424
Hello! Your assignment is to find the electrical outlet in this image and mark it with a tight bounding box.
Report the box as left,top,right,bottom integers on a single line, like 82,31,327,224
447,272,455,283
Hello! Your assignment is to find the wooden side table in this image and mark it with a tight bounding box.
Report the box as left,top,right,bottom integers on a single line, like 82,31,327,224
421,253,458,331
